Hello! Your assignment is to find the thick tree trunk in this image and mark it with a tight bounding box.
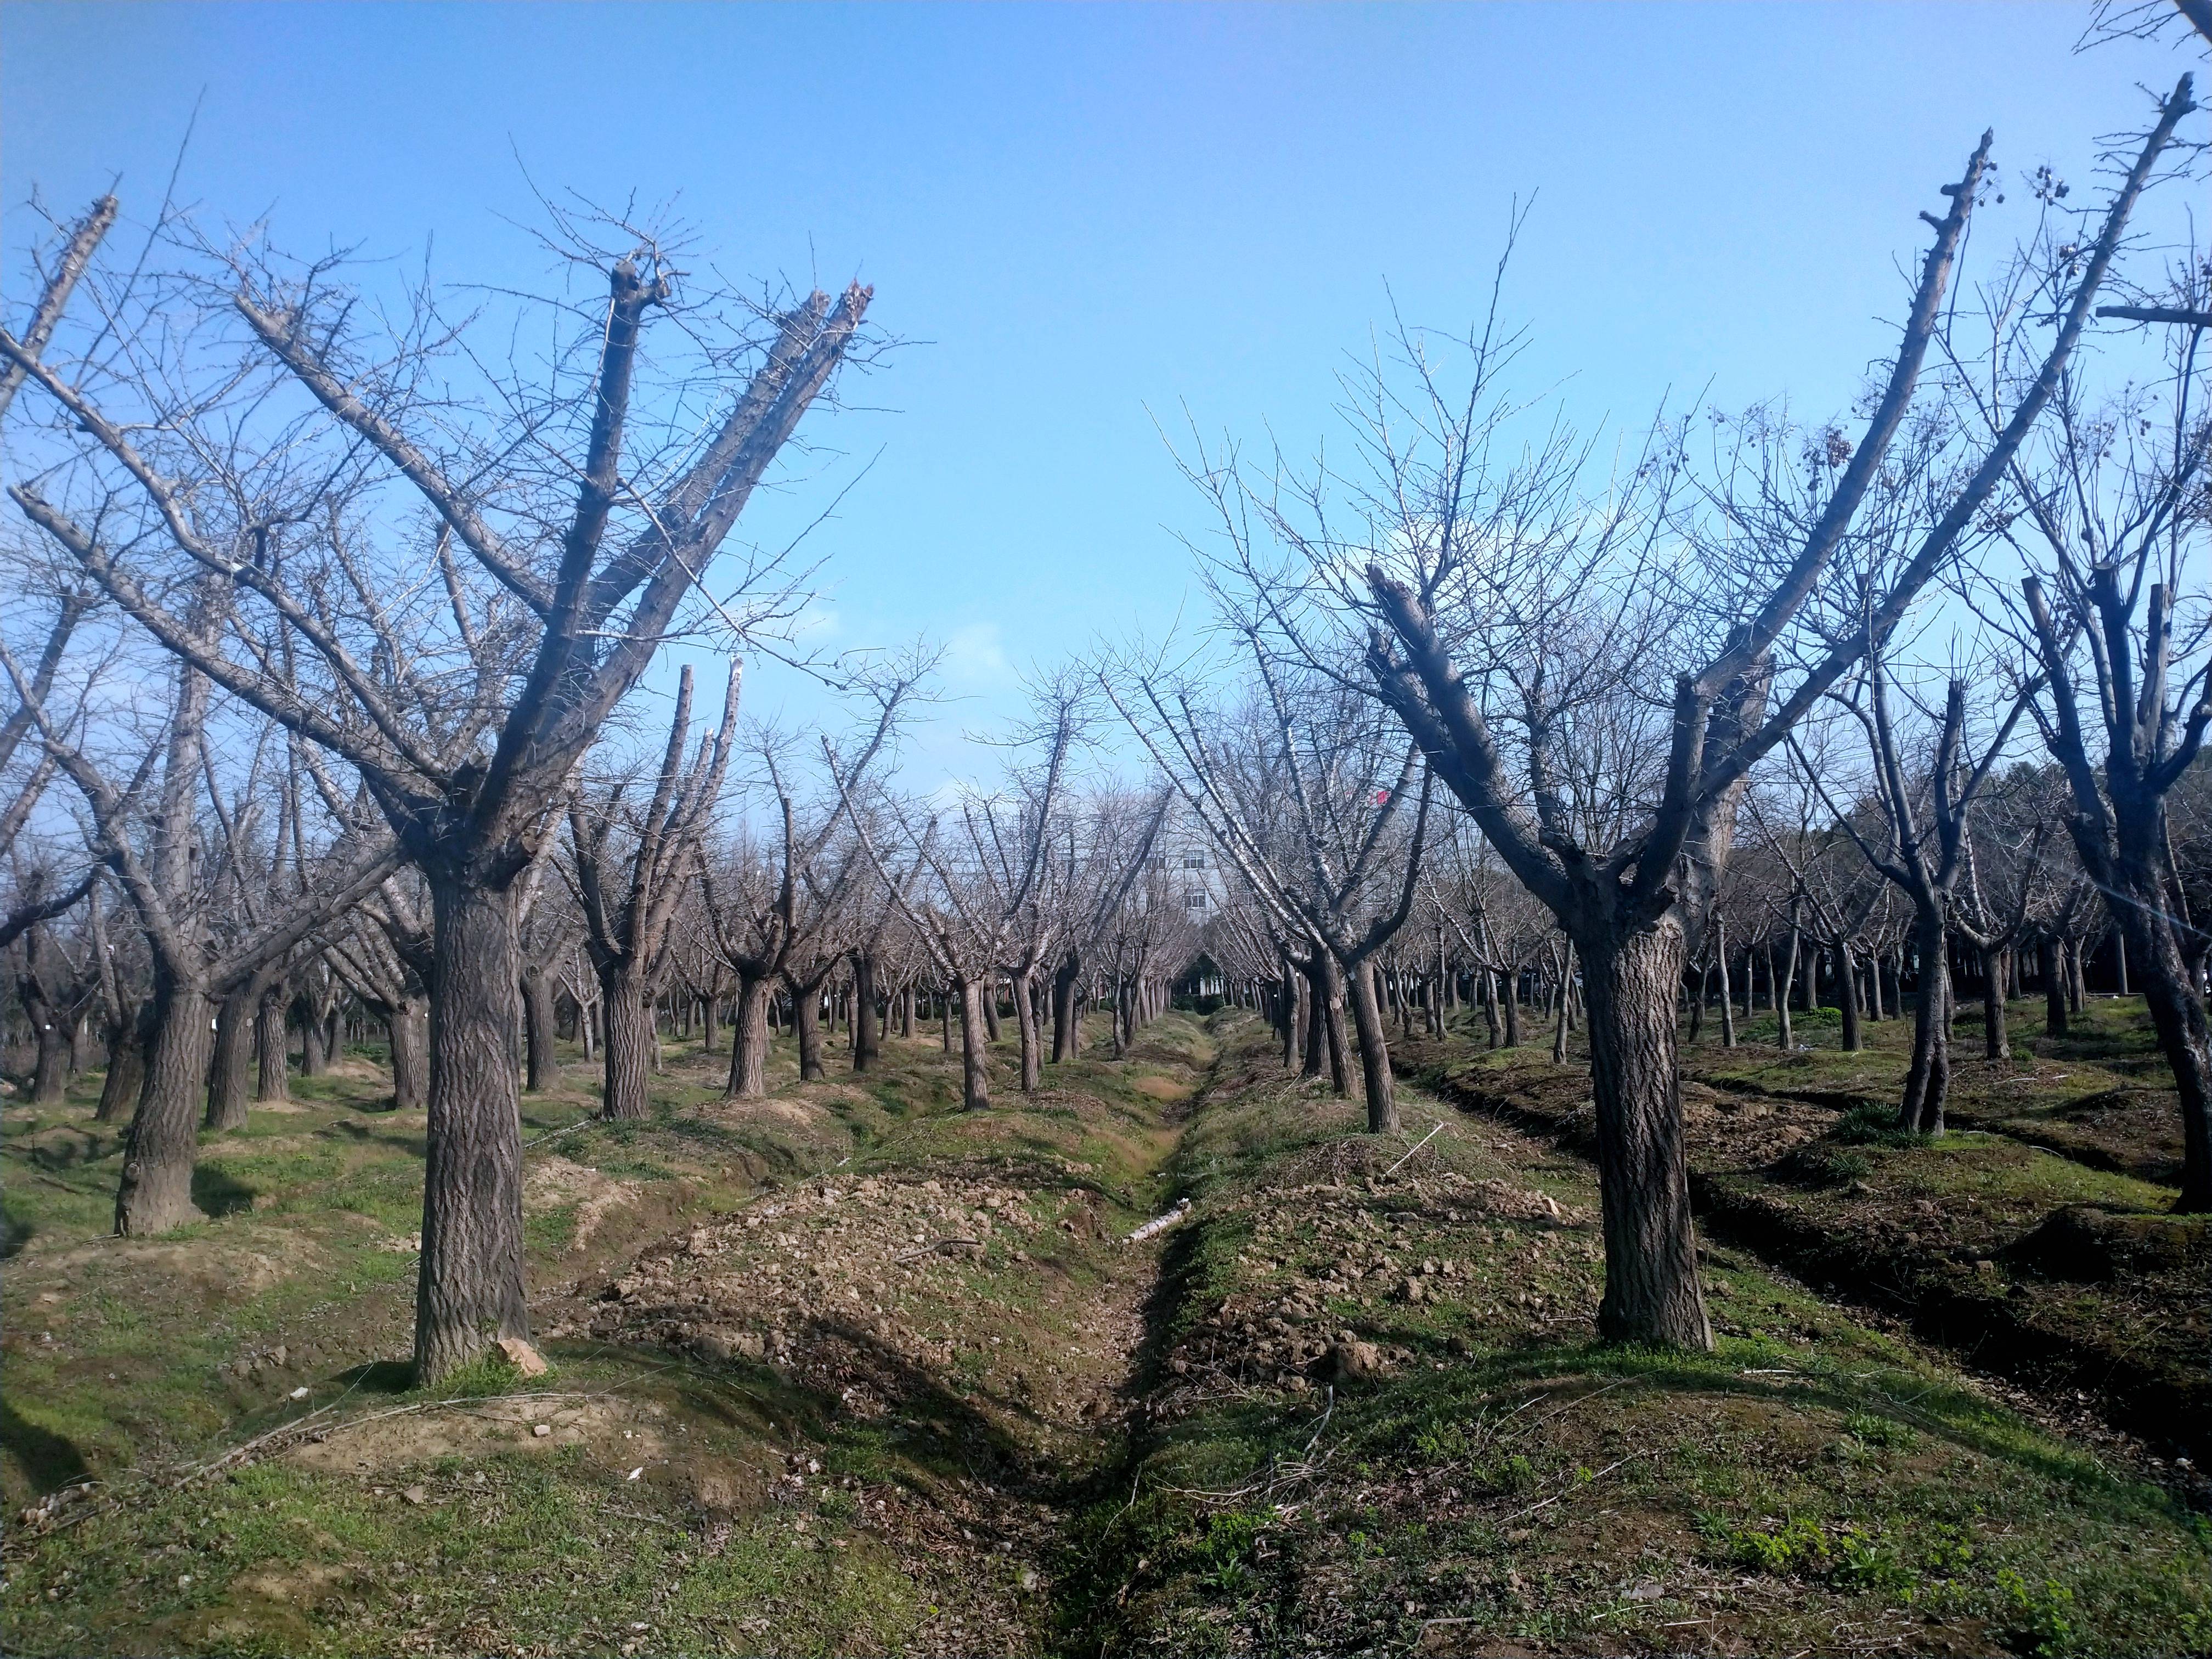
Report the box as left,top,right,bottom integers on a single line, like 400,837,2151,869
255,987,290,1102
205,989,254,1132
522,964,558,1092
958,977,991,1110
2117,895,2212,1210
1502,969,1522,1048
791,974,826,1082
390,994,428,1112
599,962,654,1121
899,983,914,1040
1576,918,1712,1351
1900,907,1951,1135
700,988,720,1054
1013,966,1042,1093
1344,955,1397,1133
1289,962,1310,1069
298,995,330,1076
726,972,771,1099
1053,946,1088,1066
1480,969,1501,1048
29,994,68,1105
115,972,214,1234
851,952,881,1074
414,873,530,1385
95,1002,149,1124
981,979,1003,1044
2040,938,2068,1037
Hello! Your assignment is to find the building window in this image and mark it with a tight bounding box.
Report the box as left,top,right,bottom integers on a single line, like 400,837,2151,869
1182,854,1206,870
1184,891,1208,911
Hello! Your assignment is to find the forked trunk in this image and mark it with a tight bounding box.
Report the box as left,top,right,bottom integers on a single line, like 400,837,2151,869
1576,917,1712,1351
726,972,771,1099
600,963,654,1120
205,989,254,1132
522,964,558,1092
1344,955,1397,1133
1013,966,1042,1093
115,972,214,1235
414,872,530,1385
958,977,991,1110
390,994,428,1112
255,988,289,1102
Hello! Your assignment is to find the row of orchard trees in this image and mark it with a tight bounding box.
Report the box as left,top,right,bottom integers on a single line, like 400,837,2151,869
7,27,2210,1386
1092,59,2212,1358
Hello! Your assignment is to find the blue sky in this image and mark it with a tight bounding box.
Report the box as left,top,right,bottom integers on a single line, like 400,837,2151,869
4,2,2203,784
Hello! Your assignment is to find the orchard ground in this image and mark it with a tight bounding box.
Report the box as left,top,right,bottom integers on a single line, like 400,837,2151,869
2,998,2207,1656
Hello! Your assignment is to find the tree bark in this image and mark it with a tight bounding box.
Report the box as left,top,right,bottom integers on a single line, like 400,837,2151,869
255,986,290,1102
958,977,991,1110
115,972,214,1234
850,951,880,1074
1013,966,1042,1093
1980,945,2011,1061
725,971,771,1099
1345,956,1397,1133
415,872,529,1385
600,962,654,1120
94,1001,149,1124
1577,918,1713,1351
300,998,329,1076
205,989,254,1132
1837,949,1863,1053
522,964,558,1092
790,973,826,1082
2039,938,2068,1037
1900,907,1951,1135
390,994,428,1112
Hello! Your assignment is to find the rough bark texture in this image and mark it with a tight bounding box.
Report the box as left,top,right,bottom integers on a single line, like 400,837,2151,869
850,952,880,1074
725,972,771,1099
958,978,991,1111
1051,953,1082,1063
94,1003,148,1124
414,874,530,1385
1980,946,2011,1060
600,963,654,1121
791,974,826,1082
390,994,428,1113
1577,919,1713,1350
2118,888,2212,1209
205,989,254,1132
1346,958,1397,1132
1900,908,1951,1135
255,988,290,1102
521,964,558,1092
2040,938,2069,1037
115,974,213,1234
1013,966,1043,1093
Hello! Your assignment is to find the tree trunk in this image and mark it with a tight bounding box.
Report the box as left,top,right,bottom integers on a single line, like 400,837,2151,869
255,986,290,1102
300,999,329,1076
1773,935,1797,1051
1900,906,1951,1135
205,989,254,1132
700,988,720,1054
1837,948,1862,1053
958,977,991,1110
1288,962,1310,1070
2040,938,2068,1037
1480,969,1501,1049
899,983,915,1040
791,974,826,1082
414,872,530,1385
726,972,771,1099
390,994,428,1112
599,962,654,1121
2113,883,2212,1210
95,1001,150,1124
851,952,881,1074
1575,917,1713,1351
29,992,68,1105
1344,955,1397,1133
1980,945,2011,1061
1013,966,1042,1093
522,964,558,1093
115,972,215,1234
1716,940,1736,1048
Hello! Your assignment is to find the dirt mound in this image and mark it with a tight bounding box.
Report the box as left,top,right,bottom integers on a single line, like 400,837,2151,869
2006,1204,2209,1282
523,1155,641,1252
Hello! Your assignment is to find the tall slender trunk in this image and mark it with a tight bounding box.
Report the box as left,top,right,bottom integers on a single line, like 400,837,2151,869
899,983,914,1040
1288,961,1310,1070
390,994,428,1112
205,989,254,1132
1576,917,1712,1351
958,977,991,1110
940,984,953,1053
115,971,214,1234
415,872,529,1385
522,964,558,1092
1502,967,1523,1048
1480,968,1501,1049
1980,945,2011,1061
1013,966,1042,1093
1344,955,1397,1133
255,986,289,1102
726,972,771,1099
1773,936,1797,1050
851,952,881,1074
599,962,654,1121
981,978,1003,1043
95,1001,150,1124
1837,947,1862,1052
1716,935,1736,1049
1900,906,1951,1135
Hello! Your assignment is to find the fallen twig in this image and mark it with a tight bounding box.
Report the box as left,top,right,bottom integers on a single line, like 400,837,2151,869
1381,1121,1446,1177
1125,1199,1191,1243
